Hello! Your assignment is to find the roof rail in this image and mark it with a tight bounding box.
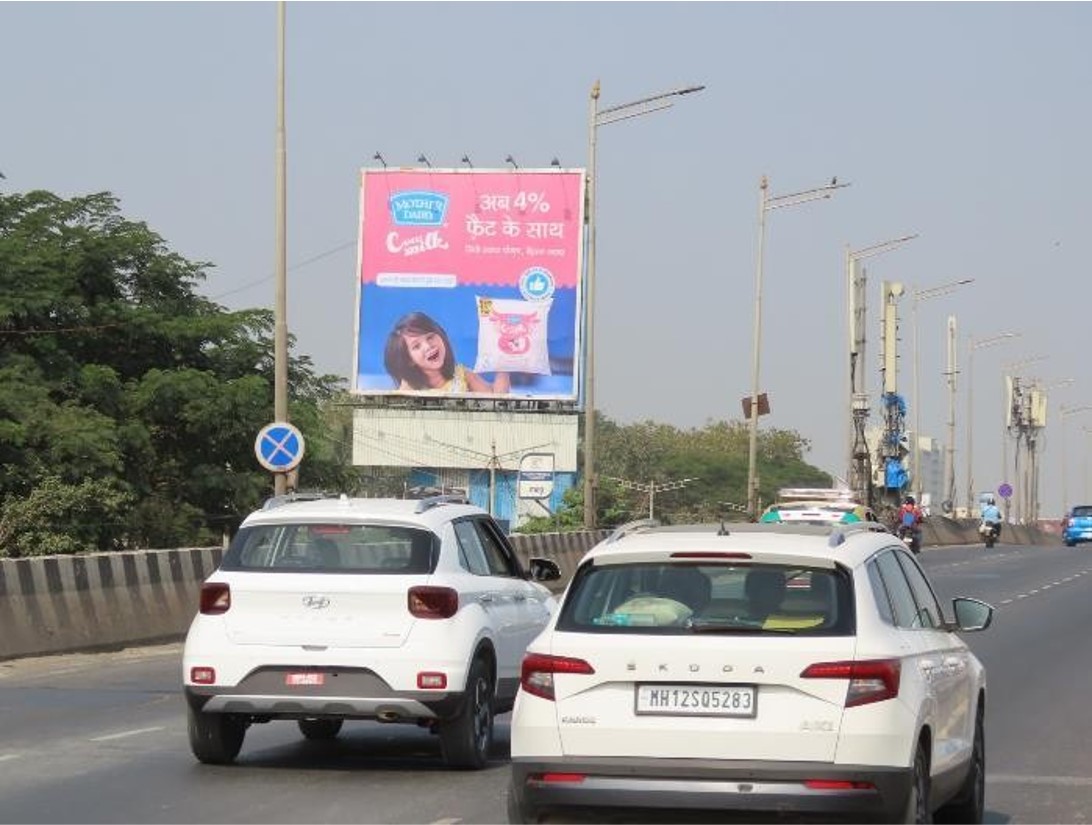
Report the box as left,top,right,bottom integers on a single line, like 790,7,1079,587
414,494,470,514
261,491,333,510
604,518,660,545
828,520,892,547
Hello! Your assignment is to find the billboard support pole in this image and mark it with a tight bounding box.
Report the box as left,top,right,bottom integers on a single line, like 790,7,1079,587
583,81,600,530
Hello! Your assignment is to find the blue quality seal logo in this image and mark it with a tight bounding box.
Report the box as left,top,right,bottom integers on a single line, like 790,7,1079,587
388,191,449,226
519,267,555,301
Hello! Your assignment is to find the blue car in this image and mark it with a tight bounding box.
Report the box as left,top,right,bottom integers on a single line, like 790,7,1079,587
1063,504,1092,546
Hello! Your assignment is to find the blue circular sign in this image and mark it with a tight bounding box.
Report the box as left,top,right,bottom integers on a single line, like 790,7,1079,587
998,482,1013,500
255,422,305,473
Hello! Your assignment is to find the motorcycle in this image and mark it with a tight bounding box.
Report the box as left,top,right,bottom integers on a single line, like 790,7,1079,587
896,523,922,554
978,520,1000,548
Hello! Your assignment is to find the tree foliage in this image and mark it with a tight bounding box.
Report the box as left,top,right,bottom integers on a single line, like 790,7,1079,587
0,190,362,555
517,413,831,532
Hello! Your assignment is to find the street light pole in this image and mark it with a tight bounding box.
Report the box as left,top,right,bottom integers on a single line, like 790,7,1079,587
582,81,705,529
965,332,1019,513
273,0,289,497
910,278,973,505
746,175,849,518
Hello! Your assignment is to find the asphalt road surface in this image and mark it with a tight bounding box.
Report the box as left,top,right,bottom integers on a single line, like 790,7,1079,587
1,541,1090,824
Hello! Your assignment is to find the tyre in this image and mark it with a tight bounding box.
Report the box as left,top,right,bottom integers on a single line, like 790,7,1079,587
188,705,246,765
893,741,931,824
298,718,343,740
936,705,985,824
440,656,494,769
1065,540,1076,547
985,536,995,549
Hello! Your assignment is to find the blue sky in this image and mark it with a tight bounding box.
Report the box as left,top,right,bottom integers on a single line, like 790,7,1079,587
4,2,1090,516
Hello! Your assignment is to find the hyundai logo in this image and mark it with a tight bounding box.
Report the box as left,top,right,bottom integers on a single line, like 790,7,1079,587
302,595,330,609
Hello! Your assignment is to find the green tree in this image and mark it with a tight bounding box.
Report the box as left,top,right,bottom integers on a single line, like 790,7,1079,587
0,190,362,555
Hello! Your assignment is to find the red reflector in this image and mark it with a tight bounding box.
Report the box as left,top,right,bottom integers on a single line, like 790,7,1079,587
417,672,448,689
539,773,586,784
199,582,231,615
804,779,876,791
190,667,216,684
408,586,459,619
670,552,753,560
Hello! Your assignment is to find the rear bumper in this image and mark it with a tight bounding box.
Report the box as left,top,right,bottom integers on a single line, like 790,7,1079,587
184,666,465,721
509,756,912,821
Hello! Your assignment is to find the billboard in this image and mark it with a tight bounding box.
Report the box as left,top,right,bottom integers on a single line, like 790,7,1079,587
353,168,587,402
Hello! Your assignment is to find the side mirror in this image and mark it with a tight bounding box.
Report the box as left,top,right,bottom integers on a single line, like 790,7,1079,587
527,557,561,582
952,597,994,632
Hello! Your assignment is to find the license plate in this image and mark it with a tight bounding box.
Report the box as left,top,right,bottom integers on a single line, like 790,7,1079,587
635,684,756,717
285,672,325,686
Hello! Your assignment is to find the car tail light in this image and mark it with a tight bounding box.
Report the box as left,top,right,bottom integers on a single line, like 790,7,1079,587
199,582,231,615
190,666,216,684
408,586,459,619
417,672,447,689
800,658,901,707
670,552,753,560
520,653,595,701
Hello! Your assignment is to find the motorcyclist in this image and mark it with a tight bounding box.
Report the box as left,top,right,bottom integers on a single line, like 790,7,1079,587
895,495,924,552
980,495,1002,538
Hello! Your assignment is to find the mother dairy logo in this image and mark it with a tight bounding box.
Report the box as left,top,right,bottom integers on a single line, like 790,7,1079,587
389,191,449,226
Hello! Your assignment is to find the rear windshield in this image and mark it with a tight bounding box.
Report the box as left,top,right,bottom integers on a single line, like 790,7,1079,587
557,562,854,636
220,523,438,574
1071,506,1092,518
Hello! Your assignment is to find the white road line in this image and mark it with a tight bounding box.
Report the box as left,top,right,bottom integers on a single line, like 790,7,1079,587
1016,593,1028,599
0,754,21,763
988,774,1092,787
1000,599,1013,605
89,726,164,742
430,818,463,825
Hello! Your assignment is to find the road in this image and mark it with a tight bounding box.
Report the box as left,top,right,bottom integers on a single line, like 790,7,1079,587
1,542,1090,824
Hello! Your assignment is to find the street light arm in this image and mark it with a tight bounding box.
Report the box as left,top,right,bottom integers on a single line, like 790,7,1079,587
913,278,976,302
596,101,674,127
850,234,920,261
970,331,1020,352
767,182,851,211
598,84,706,118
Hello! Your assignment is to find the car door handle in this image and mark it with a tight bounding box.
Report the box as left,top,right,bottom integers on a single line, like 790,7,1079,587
513,594,527,602
478,594,495,604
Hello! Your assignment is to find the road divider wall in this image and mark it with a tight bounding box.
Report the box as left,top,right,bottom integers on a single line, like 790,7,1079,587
0,521,1052,661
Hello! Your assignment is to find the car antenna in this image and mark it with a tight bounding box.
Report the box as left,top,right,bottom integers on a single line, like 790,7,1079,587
717,521,730,536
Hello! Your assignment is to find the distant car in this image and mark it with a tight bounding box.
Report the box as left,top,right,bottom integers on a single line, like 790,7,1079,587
508,520,993,824
1062,504,1092,546
760,499,876,526
183,493,560,768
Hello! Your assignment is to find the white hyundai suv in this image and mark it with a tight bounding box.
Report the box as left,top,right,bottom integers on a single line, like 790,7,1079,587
183,493,560,768
508,521,993,823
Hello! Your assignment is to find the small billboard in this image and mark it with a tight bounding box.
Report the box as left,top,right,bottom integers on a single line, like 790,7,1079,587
353,168,586,402
518,452,556,500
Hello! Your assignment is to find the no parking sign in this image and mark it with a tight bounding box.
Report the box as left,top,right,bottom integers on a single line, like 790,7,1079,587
254,422,305,473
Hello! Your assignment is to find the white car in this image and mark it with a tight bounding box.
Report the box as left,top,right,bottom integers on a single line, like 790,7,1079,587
183,493,560,768
508,520,993,823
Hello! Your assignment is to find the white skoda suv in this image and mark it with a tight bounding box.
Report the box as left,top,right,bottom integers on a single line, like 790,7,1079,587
183,493,560,768
507,520,993,823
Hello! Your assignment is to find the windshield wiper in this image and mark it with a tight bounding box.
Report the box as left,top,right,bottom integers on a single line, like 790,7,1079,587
687,619,796,634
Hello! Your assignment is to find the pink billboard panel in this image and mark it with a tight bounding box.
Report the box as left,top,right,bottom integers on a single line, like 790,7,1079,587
353,168,586,402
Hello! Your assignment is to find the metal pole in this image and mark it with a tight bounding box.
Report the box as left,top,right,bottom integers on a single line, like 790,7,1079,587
1002,374,1010,520
912,293,921,503
582,81,599,529
945,316,956,509
273,0,289,497
746,177,769,518
845,246,855,483
649,482,655,520
1063,412,1069,516
965,337,974,513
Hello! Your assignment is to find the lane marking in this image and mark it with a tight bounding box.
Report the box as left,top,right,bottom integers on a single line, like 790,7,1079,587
89,726,164,742
988,774,1092,787
430,819,463,825
0,754,21,763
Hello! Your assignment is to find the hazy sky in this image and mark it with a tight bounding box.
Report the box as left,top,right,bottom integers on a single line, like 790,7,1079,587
4,2,1090,516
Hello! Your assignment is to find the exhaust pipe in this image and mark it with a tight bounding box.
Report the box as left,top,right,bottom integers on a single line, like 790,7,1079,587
377,710,401,722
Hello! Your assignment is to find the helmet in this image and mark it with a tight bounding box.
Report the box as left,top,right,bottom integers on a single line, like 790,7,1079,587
904,495,916,506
